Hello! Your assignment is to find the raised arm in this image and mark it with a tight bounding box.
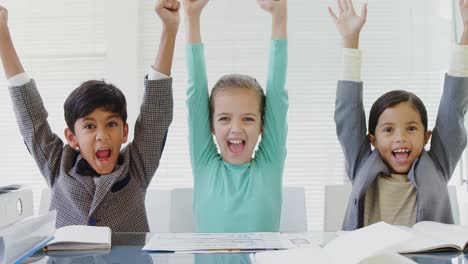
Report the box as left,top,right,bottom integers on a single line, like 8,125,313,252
428,0,468,181
1,6,63,186
183,0,208,44
0,6,24,79
255,0,288,165
257,0,287,39
153,0,180,76
182,0,218,168
132,0,178,186
330,0,370,181
328,0,367,49
460,0,468,45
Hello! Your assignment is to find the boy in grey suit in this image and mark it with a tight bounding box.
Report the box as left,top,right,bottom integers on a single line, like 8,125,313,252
329,0,468,230
0,0,181,232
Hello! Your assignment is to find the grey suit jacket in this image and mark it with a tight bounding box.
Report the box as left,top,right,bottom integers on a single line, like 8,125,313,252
335,74,468,230
9,77,173,232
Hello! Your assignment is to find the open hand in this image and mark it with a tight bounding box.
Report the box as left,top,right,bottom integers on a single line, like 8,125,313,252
328,0,367,41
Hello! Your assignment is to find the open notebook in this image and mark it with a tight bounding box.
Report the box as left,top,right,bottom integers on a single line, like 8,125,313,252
391,221,468,253
44,225,111,251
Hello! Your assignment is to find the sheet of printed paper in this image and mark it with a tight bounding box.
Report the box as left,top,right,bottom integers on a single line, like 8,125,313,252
142,232,289,252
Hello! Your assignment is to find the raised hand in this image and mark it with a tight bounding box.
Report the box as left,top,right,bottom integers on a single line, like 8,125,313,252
257,0,287,39
0,5,25,79
328,0,367,48
155,0,180,31
183,0,209,44
182,0,209,18
460,0,468,44
257,0,287,17
153,0,180,76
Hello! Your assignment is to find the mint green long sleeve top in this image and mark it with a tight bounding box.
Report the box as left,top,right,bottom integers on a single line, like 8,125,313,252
186,40,288,232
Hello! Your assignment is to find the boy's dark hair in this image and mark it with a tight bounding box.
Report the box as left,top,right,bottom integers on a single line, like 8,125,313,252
209,74,266,122
368,90,428,135
64,80,127,134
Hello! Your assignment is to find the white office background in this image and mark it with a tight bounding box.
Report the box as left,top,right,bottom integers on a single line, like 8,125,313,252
1,0,467,230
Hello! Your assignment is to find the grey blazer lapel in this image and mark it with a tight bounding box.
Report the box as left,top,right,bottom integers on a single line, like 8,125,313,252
352,151,391,197
89,166,125,214
69,168,96,199
414,151,447,187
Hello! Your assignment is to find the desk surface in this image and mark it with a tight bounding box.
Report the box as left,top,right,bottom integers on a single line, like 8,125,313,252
25,232,467,264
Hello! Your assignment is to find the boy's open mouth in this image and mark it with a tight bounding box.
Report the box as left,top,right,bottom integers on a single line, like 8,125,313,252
392,148,410,161
227,139,245,155
96,148,111,160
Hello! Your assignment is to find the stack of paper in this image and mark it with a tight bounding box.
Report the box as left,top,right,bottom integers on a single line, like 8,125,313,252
0,210,56,264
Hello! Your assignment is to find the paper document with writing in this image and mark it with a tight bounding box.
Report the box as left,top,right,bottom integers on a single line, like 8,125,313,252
390,221,468,253
142,233,290,253
281,232,331,249
44,225,111,251
254,222,416,264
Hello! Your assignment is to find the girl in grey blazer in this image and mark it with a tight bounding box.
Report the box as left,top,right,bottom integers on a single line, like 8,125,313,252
329,0,468,230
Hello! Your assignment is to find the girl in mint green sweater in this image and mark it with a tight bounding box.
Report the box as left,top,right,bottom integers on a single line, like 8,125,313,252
182,0,288,232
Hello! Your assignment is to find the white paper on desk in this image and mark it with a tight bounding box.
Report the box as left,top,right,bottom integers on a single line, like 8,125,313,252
254,222,416,264
253,247,329,263
142,232,289,253
360,252,417,264
280,232,325,248
253,248,416,264
324,222,414,263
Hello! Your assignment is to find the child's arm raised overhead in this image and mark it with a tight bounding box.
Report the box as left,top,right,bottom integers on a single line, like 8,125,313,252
183,0,218,168
330,0,370,181
257,0,287,39
133,0,177,186
0,6,63,186
0,7,23,79
255,0,288,164
152,0,180,76
328,0,366,81
184,0,208,44
328,0,366,49
428,0,468,181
